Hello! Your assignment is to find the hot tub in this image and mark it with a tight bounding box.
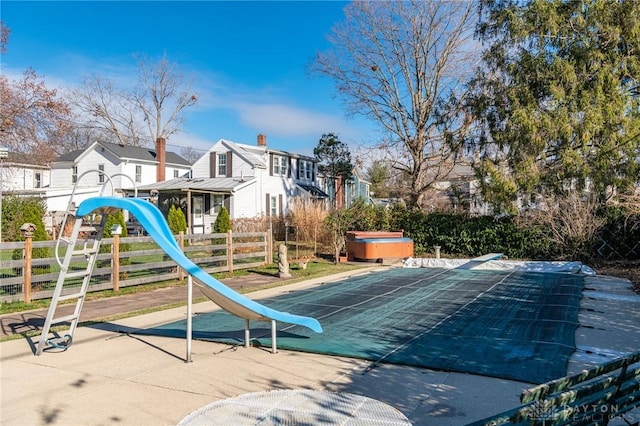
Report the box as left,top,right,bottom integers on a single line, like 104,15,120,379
346,231,414,262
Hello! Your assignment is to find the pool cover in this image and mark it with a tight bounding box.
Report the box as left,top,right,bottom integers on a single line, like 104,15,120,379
142,267,584,384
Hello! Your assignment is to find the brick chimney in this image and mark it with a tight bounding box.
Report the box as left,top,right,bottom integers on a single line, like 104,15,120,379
156,137,166,182
257,134,267,147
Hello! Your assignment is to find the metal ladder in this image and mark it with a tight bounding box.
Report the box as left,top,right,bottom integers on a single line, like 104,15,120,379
34,170,136,355
34,210,106,355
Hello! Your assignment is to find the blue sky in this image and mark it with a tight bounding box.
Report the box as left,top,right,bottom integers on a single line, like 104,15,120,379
1,1,376,157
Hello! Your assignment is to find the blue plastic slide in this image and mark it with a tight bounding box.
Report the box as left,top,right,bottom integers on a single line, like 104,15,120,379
77,197,322,333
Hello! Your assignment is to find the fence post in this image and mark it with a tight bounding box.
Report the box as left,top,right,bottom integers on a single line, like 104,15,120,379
266,231,273,265
23,235,32,303
178,231,185,282
112,235,120,292
227,230,234,274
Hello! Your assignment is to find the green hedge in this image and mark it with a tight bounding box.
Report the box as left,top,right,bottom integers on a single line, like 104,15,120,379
390,206,554,260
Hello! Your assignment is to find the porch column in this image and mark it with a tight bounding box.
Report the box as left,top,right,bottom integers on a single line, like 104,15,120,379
186,190,192,234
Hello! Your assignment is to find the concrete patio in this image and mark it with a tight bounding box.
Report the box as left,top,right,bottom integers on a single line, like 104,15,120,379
1,269,639,425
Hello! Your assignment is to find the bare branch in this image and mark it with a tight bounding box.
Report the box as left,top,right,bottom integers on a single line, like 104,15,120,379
71,53,197,148
313,0,478,208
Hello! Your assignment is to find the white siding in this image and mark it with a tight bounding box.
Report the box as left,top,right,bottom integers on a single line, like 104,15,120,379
191,141,225,178
71,149,120,188
50,167,73,188
231,152,256,178
231,183,261,218
191,153,211,178
1,164,51,191
167,166,190,180
45,186,103,212
117,162,153,188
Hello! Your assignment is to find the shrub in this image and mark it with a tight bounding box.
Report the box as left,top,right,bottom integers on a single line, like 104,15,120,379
99,211,131,276
213,206,231,233
390,205,553,259
9,197,50,275
167,205,187,235
287,197,327,243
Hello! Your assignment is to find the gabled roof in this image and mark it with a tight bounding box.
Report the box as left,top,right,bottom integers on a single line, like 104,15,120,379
219,139,267,169
53,141,191,166
138,177,256,193
213,138,316,168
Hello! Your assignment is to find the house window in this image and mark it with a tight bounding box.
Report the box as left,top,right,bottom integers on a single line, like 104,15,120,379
270,196,277,216
34,172,42,188
98,164,105,183
273,155,288,176
135,165,142,183
174,169,179,178
72,166,78,184
212,194,225,214
299,160,312,180
218,153,227,176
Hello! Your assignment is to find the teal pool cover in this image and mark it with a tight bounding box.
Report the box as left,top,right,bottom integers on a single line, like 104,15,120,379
143,267,584,384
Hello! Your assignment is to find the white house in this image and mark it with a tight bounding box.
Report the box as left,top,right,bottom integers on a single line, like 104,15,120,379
48,139,191,211
139,134,328,234
0,160,51,192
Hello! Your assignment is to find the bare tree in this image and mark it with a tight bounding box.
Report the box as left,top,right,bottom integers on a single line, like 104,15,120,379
0,69,73,164
520,194,605,261
71,53,197,148
313,0,477,208
0,23,73,164
135,54,198,144
70,76,145,146
179,146,203,165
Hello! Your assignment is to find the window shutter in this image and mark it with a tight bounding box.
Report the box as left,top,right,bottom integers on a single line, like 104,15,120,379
288,157,292,177
209,152,216,178
224,195,231,215
265,193,270,217
226,151,232,177
296,159,301,179
269,153,274,176
278,194,283,217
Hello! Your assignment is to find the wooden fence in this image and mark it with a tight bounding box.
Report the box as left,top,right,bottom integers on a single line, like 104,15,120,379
0,231,271,303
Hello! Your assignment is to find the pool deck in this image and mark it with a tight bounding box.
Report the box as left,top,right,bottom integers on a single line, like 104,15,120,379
2,267,639,425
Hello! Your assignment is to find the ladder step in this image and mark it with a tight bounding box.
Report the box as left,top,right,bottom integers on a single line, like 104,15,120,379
71,247,99,256
65,270,91,280
50,314,79,325
58,292,85,302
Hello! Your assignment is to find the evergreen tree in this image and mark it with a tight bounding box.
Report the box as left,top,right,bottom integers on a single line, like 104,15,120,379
167,205,187,235
9,197,49,273
366,160,390,199
102,211,128,238
314,133,353,207
470,0,640,210
213,206,231,233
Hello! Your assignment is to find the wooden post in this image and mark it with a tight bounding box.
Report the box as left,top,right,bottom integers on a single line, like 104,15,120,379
112,234,120,292
227,230,234,274
178,231,185,282
23,236,32,303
